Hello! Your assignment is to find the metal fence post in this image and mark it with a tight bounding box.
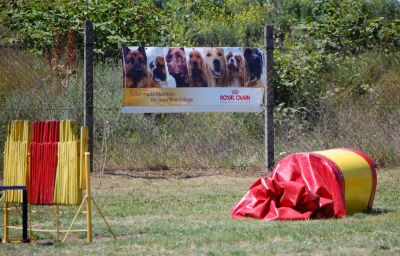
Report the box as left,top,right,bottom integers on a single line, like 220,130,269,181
84,20,94,172
264,25,275,171
22,188,29,243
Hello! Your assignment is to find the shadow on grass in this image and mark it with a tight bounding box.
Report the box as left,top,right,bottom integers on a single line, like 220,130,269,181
349,208,393,218
368,208,393,215
98,168,263,180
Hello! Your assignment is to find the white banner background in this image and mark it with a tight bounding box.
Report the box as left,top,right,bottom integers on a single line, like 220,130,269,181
122,88,264,113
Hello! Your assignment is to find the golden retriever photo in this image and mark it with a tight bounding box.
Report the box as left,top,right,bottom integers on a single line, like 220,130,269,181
165,47,190,87
204,47,228,87
187,48,209,87
226,49,247,87
122,47,160,88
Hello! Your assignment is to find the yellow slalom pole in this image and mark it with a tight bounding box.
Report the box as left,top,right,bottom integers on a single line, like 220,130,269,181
80,127,89,190
92,198,117,240
62,198,86,243
85,152,92,243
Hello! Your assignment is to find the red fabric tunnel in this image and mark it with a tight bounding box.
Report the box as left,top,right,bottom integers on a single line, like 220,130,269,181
231,153,347,220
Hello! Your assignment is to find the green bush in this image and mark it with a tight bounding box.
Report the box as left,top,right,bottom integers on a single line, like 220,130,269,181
305,0,400,54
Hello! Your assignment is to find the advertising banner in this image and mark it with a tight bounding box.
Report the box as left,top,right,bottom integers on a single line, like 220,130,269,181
121,47,265,113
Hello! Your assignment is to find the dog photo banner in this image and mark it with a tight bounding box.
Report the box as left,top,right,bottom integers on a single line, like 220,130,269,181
121,47,265,113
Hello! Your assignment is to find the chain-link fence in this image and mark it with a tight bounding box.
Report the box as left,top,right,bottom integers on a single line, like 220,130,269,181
1,46,400,174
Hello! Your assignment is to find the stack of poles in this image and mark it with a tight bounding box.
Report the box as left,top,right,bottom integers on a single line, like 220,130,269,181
3,120,31,203
29,121,60,205
2,120,98,242
54,120,82,205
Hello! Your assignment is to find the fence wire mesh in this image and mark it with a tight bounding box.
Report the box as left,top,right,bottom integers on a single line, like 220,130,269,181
1,46,400,173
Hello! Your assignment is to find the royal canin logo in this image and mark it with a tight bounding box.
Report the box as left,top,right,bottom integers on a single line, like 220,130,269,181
220,90,251,101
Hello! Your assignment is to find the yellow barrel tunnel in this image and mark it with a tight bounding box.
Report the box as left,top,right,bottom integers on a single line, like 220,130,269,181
314,148,377,214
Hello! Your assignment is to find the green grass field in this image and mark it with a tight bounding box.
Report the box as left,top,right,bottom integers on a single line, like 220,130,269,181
1,168,399,255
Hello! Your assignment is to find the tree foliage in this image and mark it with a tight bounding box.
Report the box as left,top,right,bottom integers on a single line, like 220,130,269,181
1,0,399,110
0,0,174,58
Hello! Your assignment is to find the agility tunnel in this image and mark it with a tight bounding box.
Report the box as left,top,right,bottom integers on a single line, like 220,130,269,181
231,148,377,220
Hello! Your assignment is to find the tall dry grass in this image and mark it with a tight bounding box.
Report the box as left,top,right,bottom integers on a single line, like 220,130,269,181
1,48,399,171
276,51,400,167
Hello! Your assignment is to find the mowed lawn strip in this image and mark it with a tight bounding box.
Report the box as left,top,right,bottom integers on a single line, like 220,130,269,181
1,168,399,255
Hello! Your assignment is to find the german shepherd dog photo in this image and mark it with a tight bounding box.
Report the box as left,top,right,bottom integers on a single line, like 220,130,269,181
122,47,160,88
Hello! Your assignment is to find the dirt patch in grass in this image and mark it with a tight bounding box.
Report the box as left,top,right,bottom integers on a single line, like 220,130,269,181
99,166,266,179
